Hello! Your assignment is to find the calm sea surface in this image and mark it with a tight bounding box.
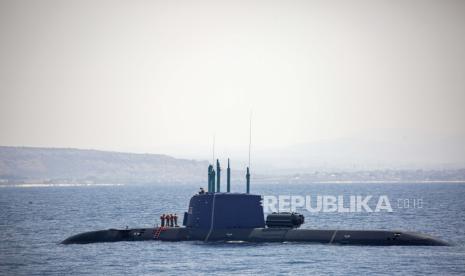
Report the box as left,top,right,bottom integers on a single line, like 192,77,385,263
1,183,465,275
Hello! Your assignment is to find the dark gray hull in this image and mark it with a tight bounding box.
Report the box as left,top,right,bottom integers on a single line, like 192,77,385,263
62,227,449,246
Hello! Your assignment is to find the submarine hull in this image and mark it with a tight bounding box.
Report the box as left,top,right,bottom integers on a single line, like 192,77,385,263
62,228,155,244
62,227,449,246
62,191,448,246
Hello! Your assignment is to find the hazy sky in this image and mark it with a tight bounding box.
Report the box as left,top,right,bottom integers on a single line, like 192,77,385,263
1,0,464,162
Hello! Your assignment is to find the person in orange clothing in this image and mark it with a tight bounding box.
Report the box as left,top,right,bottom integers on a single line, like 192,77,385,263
174,213,178,227
168,214,174,227
160,214,165,227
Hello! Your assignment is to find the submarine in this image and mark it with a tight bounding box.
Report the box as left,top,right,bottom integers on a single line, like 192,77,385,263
62,159,449,246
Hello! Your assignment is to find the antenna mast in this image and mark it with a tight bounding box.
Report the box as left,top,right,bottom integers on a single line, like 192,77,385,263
248,110,252,168
212,134,215,165
246,110,252,194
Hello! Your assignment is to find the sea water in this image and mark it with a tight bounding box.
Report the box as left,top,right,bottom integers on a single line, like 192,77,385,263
1,183,465,275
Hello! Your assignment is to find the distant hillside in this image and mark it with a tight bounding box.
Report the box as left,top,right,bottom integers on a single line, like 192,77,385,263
0,146,208,185
1,146,464,186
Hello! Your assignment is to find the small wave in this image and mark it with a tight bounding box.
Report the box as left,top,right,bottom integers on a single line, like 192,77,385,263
226,240,248,244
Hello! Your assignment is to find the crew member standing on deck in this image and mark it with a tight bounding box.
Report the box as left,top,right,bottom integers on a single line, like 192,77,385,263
169,214,174,227
174,213,178,227
160,214,165,227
